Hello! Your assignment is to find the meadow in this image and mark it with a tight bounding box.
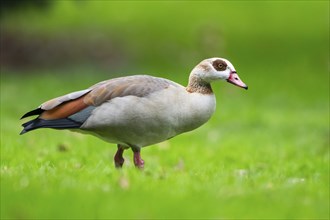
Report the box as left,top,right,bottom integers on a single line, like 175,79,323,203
1,1,329,219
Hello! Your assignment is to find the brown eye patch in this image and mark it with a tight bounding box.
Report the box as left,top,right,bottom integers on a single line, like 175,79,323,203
212,59,227,71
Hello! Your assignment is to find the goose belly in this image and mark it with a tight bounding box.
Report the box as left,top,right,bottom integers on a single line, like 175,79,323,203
81,88,216,147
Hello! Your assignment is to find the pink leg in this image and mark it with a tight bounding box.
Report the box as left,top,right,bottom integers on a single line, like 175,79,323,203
132,149,144,169
114,145,125,168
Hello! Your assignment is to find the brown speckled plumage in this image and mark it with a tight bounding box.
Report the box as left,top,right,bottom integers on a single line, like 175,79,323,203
186,75,213,94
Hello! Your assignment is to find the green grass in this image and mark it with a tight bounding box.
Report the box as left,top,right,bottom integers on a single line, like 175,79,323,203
1,65,328,219
1,1,329,219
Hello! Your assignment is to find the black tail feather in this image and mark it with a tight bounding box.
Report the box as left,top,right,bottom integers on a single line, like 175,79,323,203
20,108,44,119
20,118,82,135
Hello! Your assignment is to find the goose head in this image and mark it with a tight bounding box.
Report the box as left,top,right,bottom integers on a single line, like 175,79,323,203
190,57,248,90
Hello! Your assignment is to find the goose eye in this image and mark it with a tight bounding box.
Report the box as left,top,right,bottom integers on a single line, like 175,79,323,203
212,59,227,71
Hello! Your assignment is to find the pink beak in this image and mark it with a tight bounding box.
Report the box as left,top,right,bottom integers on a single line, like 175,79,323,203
227,72,248,90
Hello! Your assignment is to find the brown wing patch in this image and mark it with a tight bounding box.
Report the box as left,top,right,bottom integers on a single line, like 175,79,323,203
83,75,176,106
84,86,108,106
40,95,89,120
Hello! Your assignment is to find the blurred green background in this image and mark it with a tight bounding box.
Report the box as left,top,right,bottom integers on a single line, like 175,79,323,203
1,1,329,219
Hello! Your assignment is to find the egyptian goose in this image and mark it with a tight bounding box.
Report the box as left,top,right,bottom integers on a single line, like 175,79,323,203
20,58,247,168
